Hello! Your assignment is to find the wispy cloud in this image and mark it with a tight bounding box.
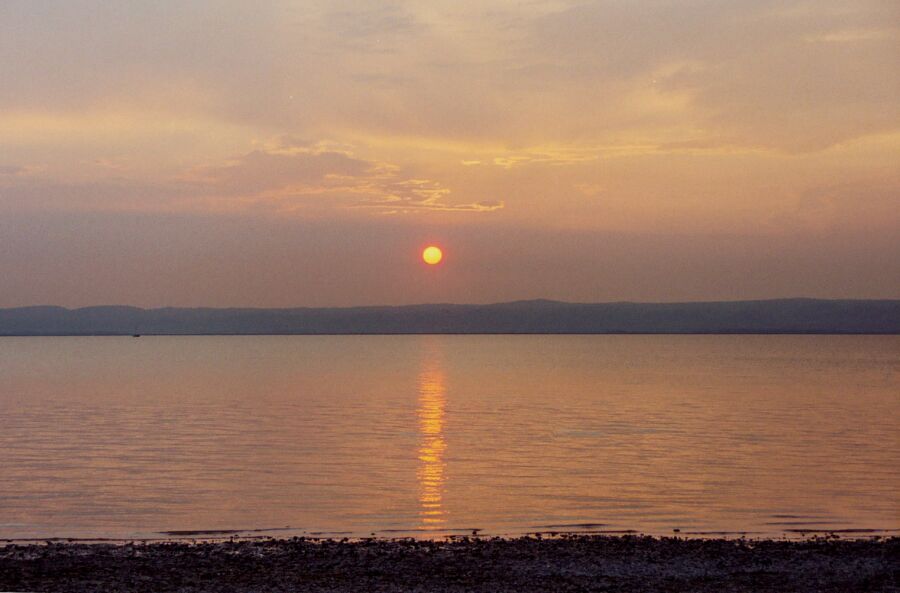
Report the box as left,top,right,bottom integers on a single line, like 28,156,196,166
803,28,895,43
181,139,503,214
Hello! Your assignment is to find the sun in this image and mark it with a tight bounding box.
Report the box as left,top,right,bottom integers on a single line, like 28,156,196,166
422,245,443,265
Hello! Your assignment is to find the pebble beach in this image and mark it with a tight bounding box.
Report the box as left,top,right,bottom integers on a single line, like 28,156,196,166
2,535,897,592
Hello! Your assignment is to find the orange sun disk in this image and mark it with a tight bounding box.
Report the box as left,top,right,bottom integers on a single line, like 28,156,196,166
422,246,443,265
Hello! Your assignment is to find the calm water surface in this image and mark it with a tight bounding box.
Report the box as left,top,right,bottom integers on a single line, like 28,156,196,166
1,335,898,540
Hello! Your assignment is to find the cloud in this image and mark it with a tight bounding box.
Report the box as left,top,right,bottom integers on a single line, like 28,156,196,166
180,139,505,214
492,149,600,169
355,178,504,213
320,2,419,53
804,28,896,43
183,144,372,195
522,0,900,151
2,1,895,153
574,183,603,197
0,136,504,216
0,0,894,238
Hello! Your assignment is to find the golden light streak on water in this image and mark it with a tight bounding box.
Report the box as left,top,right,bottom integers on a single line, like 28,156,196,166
417,347,447,526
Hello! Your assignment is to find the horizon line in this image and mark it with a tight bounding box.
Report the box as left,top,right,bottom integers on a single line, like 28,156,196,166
4,296,900,312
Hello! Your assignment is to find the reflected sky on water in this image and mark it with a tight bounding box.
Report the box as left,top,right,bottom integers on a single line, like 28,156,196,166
0,335,898,540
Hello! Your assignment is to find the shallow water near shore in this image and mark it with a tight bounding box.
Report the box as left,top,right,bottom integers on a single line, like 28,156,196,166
1,335,898,540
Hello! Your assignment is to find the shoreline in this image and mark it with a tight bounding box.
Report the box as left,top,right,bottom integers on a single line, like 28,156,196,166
3,528,898,545
2,534,897,592
3,523,897,545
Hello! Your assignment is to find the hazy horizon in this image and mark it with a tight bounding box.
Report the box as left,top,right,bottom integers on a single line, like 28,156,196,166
4,295,900,311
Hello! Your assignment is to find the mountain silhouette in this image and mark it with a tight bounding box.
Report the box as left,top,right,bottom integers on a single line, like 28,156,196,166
1,299,897,335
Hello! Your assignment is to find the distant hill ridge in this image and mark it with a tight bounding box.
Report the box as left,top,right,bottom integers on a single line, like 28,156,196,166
1,298,898,335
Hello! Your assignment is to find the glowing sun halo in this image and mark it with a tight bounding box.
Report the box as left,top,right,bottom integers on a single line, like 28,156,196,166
422,246,443,265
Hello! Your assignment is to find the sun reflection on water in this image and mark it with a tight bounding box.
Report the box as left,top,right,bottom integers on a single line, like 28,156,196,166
417,350,447,526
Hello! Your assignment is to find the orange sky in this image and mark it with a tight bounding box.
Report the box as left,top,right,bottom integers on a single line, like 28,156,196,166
1,1,898,306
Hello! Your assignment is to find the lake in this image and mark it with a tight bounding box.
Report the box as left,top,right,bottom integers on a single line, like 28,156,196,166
1,335,897,540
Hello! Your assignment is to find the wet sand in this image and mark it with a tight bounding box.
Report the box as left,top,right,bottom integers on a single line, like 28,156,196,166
1,535,897,592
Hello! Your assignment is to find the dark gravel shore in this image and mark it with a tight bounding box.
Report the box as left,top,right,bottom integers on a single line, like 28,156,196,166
1,535,897,592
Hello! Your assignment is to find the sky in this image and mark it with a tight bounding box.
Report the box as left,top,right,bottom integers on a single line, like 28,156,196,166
1,0,898,307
